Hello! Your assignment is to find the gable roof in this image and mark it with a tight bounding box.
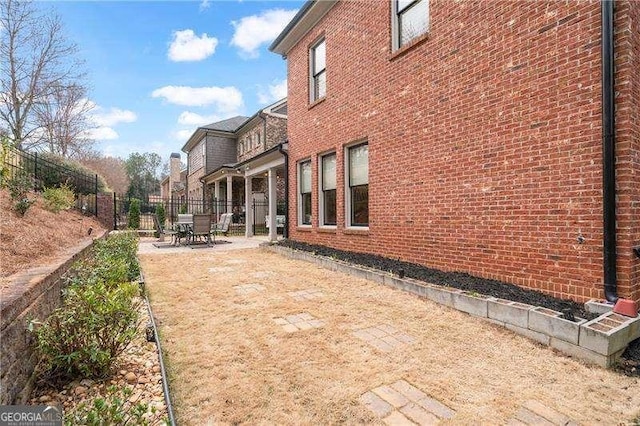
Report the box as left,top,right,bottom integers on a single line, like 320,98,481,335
270,0,337,57
201,115,250,132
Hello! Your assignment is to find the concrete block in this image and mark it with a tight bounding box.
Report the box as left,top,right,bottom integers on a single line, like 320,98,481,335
451,292,490,317
423,286,462,308
528,307,585,345
579,312,640,355
585,299,614,315
505,323,551,346
549,337,622,368
488,299,532,329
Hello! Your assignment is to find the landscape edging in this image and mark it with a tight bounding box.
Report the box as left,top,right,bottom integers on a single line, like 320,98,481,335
265,244,637,368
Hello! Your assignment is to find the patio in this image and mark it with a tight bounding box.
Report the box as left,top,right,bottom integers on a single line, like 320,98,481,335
138,244,640,425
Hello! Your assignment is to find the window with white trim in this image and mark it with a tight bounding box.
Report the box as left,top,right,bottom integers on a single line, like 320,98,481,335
346,143,368,227
309,38,326,102
392,0,429,50
299,160,312,225
320,153,336,226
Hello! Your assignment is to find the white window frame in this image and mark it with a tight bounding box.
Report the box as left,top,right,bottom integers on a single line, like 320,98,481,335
318,152,337,228
309,37,326,103
344,142,369,229
298,159,312,227
391,0,430,51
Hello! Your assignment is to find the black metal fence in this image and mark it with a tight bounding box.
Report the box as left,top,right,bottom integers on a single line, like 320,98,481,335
114,195,285,236
1,145,98,215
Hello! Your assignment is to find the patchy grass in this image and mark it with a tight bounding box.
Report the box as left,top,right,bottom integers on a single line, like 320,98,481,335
0,189,105,278
140,248,640,425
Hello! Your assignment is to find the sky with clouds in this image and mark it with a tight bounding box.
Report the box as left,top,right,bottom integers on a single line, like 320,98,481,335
46,0,303,160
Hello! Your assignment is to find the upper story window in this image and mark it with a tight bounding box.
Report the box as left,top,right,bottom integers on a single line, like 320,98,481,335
299,160,312,225
320,153,336,226
346,143,368,227
392,0,429,50
309,38,326,102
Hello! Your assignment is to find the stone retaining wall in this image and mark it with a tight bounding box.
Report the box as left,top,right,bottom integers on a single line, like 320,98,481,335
0,232,108,404
266,245,640,368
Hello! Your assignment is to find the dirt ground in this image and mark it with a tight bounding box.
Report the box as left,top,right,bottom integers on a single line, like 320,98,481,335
0,189,105,278
140,247,640,425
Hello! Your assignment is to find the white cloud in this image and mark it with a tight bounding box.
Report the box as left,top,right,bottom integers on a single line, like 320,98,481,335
151,85,243,111
258,79,287,104
199,0,210,11
177,111,223,126
174,129,194,141
231,9,297,58
90,107,137,127
86,127,118,141
168,29,218,62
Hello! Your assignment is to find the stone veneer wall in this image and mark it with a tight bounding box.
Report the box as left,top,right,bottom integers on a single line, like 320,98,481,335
0,232,107,404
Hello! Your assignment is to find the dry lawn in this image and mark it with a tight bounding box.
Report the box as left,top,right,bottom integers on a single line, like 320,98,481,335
0,189,105,278
140,248,640,425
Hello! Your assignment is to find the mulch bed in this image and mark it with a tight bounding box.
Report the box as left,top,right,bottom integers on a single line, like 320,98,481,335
278,240,640,374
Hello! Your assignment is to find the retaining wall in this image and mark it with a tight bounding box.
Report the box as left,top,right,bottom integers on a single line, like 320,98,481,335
267,245,640,368
0,232,107,404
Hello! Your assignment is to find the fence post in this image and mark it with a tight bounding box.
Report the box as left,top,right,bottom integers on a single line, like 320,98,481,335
113,193,117,230
94,174,98,216
33,152,38,190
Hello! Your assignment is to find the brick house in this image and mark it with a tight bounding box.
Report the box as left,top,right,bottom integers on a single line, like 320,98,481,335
181,99,288,240
270,1,640,304
160,152,186,202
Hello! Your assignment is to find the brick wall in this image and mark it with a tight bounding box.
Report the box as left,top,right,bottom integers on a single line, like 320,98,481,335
284,1,639,303
265,116,287,149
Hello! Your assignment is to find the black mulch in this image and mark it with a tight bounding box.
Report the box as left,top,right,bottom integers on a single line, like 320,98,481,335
279,240,596,320
278,240,640,374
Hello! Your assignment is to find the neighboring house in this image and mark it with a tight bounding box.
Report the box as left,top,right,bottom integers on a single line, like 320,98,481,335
270,1,640,304
181,98,288,240
160,152,186,202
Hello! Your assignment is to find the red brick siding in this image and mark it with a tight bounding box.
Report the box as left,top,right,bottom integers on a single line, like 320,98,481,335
284,0,639,303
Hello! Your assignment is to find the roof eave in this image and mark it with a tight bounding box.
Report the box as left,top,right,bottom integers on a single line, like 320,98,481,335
269,0,337,56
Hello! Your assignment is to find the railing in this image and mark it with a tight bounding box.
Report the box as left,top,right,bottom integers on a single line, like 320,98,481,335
1,145,98,215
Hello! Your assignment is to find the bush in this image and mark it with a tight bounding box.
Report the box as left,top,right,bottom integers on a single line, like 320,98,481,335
154,204,166,237
128,199,141,229
42,184,76,213
31,232,142,380
33,278,140,379
6,172,35,216
64,385,154,426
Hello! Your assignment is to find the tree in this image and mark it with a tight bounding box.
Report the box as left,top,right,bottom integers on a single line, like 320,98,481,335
0,0,84,149
77,153,130,194
34,83,95,158
124,152,162,201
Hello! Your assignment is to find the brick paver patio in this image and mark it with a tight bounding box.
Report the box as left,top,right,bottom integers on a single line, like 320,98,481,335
288,288,324,301
360,379,456,425
353,324,416,353
273,312,325,332
233,283,266,295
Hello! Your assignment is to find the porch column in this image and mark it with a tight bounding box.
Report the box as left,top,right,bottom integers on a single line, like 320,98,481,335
226,175,233,213
213,180,220,220
245,176,253,237
268,167,277,242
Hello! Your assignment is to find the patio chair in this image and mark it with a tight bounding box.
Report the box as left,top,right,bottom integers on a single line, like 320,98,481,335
189,213,214,246
153,214,178,244
212,213,233,238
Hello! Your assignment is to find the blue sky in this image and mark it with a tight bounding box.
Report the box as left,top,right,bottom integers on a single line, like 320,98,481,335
43,0,303,160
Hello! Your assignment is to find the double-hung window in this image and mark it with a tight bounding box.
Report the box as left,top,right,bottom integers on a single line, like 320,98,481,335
320,153,336,226
310,38,326,102
392,0,429,50
299,160,312,225
346,143,368,227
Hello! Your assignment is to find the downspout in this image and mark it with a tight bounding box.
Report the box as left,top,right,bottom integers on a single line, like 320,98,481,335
602,0,618,303
278,142,289,239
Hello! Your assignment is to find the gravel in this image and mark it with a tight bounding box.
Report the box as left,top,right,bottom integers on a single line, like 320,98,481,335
28,299,168,424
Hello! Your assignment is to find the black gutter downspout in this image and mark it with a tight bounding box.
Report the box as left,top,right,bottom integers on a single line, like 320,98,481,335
278,142,289,239
602,0,618,303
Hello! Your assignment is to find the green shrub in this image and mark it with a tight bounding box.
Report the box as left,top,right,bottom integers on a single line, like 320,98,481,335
179,204,187,214
128,199,141,229
6,172,35,216
31,232,142,380
42,184,76,213
64,385,153,426
154,204,166,237
33,279,140,379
